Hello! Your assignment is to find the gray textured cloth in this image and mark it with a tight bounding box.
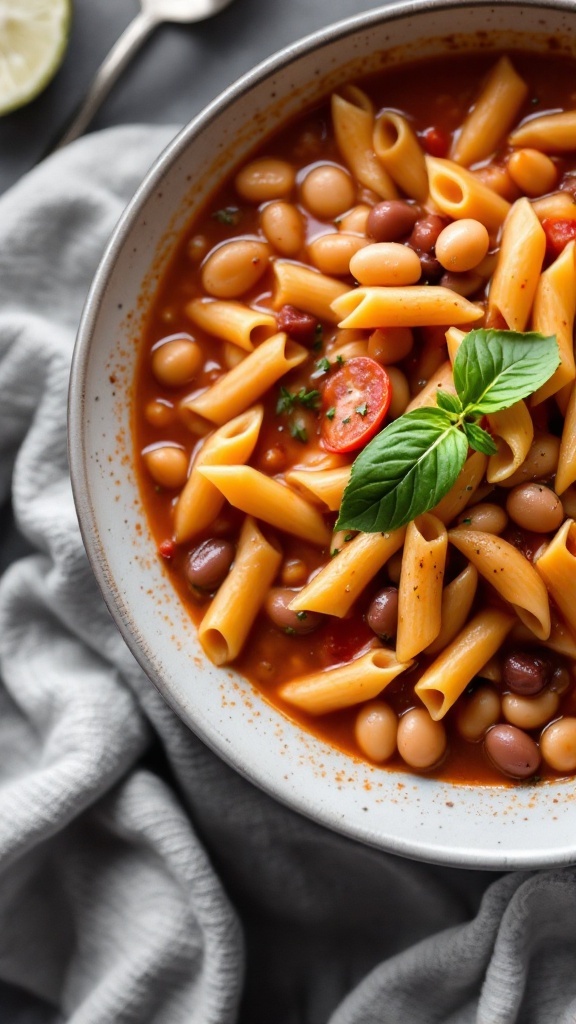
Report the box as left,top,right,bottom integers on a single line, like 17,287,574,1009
1,2,576,1022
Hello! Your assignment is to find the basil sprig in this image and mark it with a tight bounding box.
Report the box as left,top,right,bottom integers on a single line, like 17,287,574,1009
336,329,560,534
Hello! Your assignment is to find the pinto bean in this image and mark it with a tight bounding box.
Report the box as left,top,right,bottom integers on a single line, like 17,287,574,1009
408,213,448,254
366,200,421,242
484,723,541,779
502,649,552,696
185,538,235,591
505,483,564,533
265,588,323,634
365,587,399,641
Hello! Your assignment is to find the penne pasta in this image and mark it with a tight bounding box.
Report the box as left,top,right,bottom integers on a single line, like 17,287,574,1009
173,405,264,543
425,155,511,232
271,260,348,323
448,528,551,639
509,109,576,151
531,191,576,222
556,382,576,495
332,286,484,330
405,360,456,413
451,56,529,166
425,563,479,656
531,240,576,404
185,298,277,351
486,400,534,484
331,88,398,199
487,197,546,331
198,516,282,665
373,111,429,201
534,519,576,635
288,529,406,618
182,332,307,425
415,608,516,720
396,514,447,661
279,648,412,715
431,451,488,524
284,465,351,511
197,464,332,547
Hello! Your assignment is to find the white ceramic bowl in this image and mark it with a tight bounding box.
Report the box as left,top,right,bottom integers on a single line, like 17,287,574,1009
69,0,576,870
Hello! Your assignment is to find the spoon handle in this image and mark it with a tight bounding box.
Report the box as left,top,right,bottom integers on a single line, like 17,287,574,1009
49,10,159,152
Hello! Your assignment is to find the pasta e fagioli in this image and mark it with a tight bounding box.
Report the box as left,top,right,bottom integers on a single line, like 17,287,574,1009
135,48,576,784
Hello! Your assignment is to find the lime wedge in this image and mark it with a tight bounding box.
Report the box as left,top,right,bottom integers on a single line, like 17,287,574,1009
0,0,71,116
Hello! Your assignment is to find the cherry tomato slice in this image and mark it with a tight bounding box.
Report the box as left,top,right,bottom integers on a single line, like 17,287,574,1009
321,356,391,453
542,217,576,260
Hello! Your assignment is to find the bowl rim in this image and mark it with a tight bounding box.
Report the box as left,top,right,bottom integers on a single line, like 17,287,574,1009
69,0,576,870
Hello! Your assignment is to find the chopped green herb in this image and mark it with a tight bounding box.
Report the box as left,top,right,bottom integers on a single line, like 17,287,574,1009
212,206,241,225
311,356,332,378
296,611,308,621
355,402,368,417
325,407,336,420
276,385,321,415
284,626,297,636
342,416,351,425
289,420,308,443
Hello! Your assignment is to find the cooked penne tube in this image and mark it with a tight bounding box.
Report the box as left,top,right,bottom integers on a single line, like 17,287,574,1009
396,514,447,662
510,607,576,661
185,298,277,351
448,528,551,639
531,240,576,404
279,648,412,715
534,519,576,634
405,360,456,413
425,156,511,232
271,260,348,323
445,327,466,365
556,383,576,495
332,286,484,329
509,110,576,151
487,197,546,331
486,400,534,483
373,111,429,201
450,56,528,166
415,608,516,720
173,406,264,543
183,332,307,425
531,191,576,222
425,563,479,655
197,465,331,546
198,516,282,665
331,89,398,199
431,451,488,524
288,529,406,617
284,465,351,511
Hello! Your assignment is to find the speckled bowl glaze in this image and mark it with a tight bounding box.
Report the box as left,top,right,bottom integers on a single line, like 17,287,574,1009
69,0,576,870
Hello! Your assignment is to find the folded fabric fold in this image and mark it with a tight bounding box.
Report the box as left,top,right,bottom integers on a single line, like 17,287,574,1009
0,125,575,1024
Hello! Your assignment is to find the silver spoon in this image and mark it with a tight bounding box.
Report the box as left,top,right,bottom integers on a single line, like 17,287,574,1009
52,0,236,150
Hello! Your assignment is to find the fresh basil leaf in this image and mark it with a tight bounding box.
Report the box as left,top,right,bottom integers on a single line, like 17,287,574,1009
462,420,498,456
336,408,469,533
435,390,462,417
453,329,559,414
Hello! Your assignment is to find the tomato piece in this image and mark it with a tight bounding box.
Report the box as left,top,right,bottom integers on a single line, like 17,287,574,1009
321,356,391,453
420,126,451,158
542,217,576,260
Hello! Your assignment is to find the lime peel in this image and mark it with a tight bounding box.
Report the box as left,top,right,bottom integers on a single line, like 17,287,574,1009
0,0,71,116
